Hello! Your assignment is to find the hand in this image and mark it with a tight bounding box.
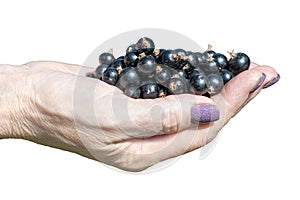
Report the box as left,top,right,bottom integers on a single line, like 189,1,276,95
0,61,279,172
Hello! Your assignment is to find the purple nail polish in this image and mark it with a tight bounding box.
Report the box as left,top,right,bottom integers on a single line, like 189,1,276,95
191,104,220,123
250,73,266,93
263,73,280,89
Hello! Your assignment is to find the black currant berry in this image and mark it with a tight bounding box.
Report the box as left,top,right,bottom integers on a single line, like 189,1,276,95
190,73,209,95
160,50,178,68
110,58,125,73
136,37,155,55
203,44,216,59
200,60,219,75
102,67,119,86
168,77,186,95
158,86,168,98
194,52,206,66
155,65,171,85
99,52,115,66
153,48,166,63
118,67,140,89
124,52,139,67
126,44,139,55
228,52,250,75
213,53,228,70
175,69,188,79
219,69,233,84
187,67,205,79
140,83,159,99
207,73,224,95
124,85,141,99
186,51,199,67
136,55,157,76
174,48,188,68
95,64,109,79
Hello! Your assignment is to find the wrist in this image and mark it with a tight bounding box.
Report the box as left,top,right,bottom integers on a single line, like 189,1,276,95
0,64,34,139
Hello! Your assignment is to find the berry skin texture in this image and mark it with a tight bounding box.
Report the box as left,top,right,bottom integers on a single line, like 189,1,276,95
126,44,139,55
118,67,140,89
213,53,228,70
190,73,209,95
161,50,178,68
140,83,159,99
168,77,186,95
124,85,141,99
207,73,224,95
95,64,109,79
124,52,139,67
228,52,250,75
102,67,119,86
110,58,125,73
155,65,171,85
99,52,115,66
137,55,157,76
219,69,233,84
136,37,155,55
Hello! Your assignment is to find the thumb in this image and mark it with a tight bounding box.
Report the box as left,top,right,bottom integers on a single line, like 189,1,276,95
123,94,220,138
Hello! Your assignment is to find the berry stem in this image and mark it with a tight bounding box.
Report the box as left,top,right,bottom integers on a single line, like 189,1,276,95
207,44,213,50
227,49,236,59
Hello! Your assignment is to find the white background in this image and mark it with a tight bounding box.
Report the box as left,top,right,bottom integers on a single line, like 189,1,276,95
0,0,299,199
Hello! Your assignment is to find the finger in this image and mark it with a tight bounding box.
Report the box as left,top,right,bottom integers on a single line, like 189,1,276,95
115,94,219,139
25,61,94,76
249,62,260,69
113,125,212,171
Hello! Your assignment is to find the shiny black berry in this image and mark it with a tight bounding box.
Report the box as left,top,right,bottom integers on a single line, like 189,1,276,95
110,58,125,73
200,60,219,75
174,48,188,68
126,44,139,55
213,53,228,70
136,37,155,55
207,73,224,95
136,55,157,76
219,69,233,84
118,67,140,89
158,86,168,98
186,51,199,67
155,65,171,85
124,85,141,99
102,67,119,85
95,64,108,79
190,73,209,95
140,83,159,99
187,67,205,79
99,52,115,66
228,52,250,75
194,52,206,66
168,77,186,95
202,45,215,60
153,49,166,63
124,52,139,67
160,50,178,68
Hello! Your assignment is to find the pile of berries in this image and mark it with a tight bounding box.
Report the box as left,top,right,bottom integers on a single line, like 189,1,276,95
87,37,250,99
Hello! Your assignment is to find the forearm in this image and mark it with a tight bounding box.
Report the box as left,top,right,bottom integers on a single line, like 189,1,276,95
0,64,26,139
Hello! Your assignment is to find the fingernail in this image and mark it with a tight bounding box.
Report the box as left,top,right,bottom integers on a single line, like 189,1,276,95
191,104,220,123
250,73,266,93
263,73,280,89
